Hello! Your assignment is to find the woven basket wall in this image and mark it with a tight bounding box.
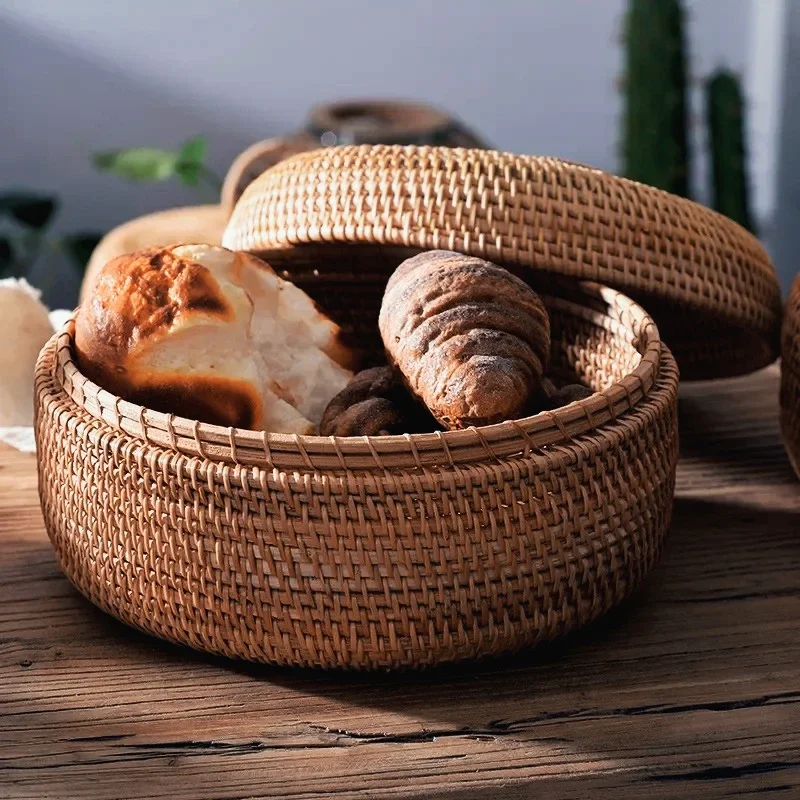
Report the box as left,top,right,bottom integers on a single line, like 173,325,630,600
35,277,678,669
223,145,781,381
781,275,800,478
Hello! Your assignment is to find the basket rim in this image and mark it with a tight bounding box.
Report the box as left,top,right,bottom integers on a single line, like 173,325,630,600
43,282,664,472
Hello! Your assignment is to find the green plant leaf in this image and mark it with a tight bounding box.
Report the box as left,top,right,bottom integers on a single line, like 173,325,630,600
0,193,58,230
174,160,202,187
0,237,12,276
174,136,208,187
177,135,207,167
61,232,104,272
0,234,37,279
92,147,178,182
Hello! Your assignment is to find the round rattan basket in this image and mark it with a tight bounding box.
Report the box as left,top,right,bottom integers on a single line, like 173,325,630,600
35,274,679,669
223,145,781,381
780,275,800,478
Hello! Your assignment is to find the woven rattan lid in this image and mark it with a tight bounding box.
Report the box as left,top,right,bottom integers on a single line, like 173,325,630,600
222,145,782,380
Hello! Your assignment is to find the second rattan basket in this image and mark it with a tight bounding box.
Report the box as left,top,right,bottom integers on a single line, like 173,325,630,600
36,273,678,669
781,275,800,478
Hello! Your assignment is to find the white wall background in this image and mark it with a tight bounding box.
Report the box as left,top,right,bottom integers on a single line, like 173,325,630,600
0,0,793,299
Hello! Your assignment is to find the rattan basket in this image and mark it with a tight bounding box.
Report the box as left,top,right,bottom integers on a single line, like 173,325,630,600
35,274,678,669
223,145,782,381
781,275,800,477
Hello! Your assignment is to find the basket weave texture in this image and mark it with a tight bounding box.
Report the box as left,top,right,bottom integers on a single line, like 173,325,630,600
781,276,800,477
223,145,781,380
35,281,678,669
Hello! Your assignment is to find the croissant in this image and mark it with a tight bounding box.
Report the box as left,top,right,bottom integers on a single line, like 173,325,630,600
379,251,550,429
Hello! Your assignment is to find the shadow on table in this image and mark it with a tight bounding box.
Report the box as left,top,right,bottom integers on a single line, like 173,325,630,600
217,494,800,727
676,375,798,488
8,495,799,736
5,495,800,799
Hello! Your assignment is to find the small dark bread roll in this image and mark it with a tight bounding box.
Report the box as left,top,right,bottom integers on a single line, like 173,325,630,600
321,366,424,436
379,251,551,429
322,397,403,437
541,378,558,397
547,383,594,408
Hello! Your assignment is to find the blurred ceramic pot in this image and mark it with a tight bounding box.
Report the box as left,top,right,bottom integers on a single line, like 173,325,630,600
220,99,488,212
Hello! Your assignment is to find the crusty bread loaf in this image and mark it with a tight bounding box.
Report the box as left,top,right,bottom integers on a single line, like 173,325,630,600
75,244,354,433
379,251,550,429
0,278,54,426
80,205,227,304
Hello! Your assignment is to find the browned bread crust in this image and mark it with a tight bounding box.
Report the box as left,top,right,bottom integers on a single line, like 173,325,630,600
75,247,259,427
75,244,353,432
379,251,550,429
320,367,400,436
77,247,228,375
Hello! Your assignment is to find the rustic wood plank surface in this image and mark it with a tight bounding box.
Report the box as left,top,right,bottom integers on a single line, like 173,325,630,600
1,365,798,800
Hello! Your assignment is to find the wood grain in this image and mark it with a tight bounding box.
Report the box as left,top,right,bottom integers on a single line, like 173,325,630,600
1,365,799,800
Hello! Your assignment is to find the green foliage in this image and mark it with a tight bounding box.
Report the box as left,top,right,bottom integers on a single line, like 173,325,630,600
0,191,101,280
60,233,104,270
178,136,207,165
93,135,220,193
92,147,178,182
0,238,12,273
622,0,691,197
174,135,208,187
706,69,754,232
0,193,58,229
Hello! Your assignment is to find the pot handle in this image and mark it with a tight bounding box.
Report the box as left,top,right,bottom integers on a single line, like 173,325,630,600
221,134,318,215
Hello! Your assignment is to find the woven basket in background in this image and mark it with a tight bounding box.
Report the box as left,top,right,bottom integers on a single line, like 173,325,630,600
781,276,800,477
35,275,678,669
224,145,781,381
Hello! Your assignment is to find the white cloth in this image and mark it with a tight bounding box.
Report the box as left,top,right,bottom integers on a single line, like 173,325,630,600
0,426,36,453
48,308,73,331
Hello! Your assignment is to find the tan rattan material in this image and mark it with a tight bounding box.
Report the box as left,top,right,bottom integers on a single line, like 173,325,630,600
223,145,781,380
35,279,678,669
221,136,318,216
780,276,800,477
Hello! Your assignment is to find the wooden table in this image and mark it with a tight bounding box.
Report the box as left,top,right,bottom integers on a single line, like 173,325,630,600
2,366,799,800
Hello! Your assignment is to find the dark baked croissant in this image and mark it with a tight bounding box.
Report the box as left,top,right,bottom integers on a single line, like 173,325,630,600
379,251,551,429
